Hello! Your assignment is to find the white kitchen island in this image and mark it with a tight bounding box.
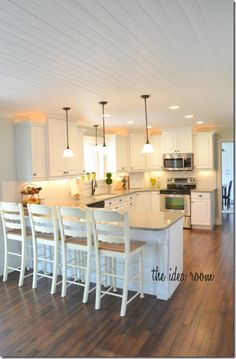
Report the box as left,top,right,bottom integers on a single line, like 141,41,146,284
126,209,184,300
45,195,184,301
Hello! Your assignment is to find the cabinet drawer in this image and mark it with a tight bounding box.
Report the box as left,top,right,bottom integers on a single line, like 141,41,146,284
191,192,210,200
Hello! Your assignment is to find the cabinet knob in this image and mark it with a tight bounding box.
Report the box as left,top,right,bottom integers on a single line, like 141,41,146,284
199,195,203,197
33,173,36,176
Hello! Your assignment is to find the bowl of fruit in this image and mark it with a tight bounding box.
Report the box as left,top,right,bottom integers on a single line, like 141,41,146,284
21,183,43,207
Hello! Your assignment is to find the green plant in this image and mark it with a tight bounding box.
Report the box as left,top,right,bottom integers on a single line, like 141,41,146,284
105,172,113,185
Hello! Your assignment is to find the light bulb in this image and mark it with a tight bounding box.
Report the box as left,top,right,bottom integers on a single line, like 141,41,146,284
141,143,155,154
100,144,108,156
63,147,74,157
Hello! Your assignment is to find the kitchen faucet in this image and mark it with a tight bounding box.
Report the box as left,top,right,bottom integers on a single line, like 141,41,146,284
91,179,97,195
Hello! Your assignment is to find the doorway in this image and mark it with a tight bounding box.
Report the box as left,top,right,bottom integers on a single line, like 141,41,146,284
221,141,234,213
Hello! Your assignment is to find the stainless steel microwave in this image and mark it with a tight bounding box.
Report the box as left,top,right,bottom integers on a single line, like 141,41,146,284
162,153,193,171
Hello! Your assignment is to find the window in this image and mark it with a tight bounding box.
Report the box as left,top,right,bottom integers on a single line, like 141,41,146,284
83,136,105,179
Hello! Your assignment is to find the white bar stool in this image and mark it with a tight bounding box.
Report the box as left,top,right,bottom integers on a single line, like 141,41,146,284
91,209,145,317
27,204,60,295
57,206,94,303
0,201,32,286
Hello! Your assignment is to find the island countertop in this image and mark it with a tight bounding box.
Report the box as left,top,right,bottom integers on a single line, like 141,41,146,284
44,198,183,231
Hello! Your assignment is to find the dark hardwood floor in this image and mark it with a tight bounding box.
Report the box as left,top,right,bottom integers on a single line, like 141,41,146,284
0,214,234,357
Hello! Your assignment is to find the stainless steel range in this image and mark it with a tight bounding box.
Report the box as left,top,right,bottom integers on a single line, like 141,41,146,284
160,178,196,228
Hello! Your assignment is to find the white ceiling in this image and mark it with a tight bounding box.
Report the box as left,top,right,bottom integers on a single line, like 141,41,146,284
0,0,233,130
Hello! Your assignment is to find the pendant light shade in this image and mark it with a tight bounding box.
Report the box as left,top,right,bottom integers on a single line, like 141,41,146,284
99,101,108,156
93,124,100,151
62,107,74,157
140,95,155,154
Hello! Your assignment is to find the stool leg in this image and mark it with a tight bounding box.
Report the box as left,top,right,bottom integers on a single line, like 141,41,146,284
32,239,38,289
139,248,144,298
51,244,58,295
61,243,67,297
19,240,26,287
3,238,8,282
82,250,91,304
112,257,117,292
104,256,108,288
120,258,129,317
95,251,101,311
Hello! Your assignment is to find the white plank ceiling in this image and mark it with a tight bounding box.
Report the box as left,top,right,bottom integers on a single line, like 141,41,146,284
0,0,233,130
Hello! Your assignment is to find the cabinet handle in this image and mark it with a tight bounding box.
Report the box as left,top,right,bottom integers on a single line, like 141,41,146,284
198,195,203,197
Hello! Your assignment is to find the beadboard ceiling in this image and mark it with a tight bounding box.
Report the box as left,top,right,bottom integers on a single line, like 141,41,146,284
0,0,233,130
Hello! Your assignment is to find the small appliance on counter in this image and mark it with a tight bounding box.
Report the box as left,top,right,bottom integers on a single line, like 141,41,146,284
160,177,196,228
21,183,43,207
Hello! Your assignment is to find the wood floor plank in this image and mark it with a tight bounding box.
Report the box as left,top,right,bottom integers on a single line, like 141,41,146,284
0,213,234,357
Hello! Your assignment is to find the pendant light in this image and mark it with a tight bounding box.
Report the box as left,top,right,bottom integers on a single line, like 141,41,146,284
93,124,99,151
62,107,74,157
141,95,154,154
99,101,108,156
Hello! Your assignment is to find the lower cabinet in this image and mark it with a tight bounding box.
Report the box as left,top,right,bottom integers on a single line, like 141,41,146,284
105,191,160,212
191,191,215,229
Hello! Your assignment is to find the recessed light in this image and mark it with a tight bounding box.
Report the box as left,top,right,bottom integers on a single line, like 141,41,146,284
196,121,204,124
169,105,180,110
127,121,134,124
147,125,152,129
185,115,194,119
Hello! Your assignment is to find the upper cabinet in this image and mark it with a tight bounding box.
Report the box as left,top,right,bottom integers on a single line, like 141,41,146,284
15,122,46,181
193,132,215,170
129,133,146,170
146,135,162,169
106,135,130,173
48,119,84,177
161,128,193,154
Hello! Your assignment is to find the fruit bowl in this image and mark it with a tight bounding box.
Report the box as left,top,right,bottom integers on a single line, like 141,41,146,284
21,183,43,207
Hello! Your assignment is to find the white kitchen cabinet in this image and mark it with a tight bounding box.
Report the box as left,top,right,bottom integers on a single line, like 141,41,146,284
106,135,130,173
161,128,192,154
135,191,151,210
15,122,46,181
48,119,84,177
129,133,146,170
151,191,160,211
191,191,215,229
193,132,215,169
146,136,162,169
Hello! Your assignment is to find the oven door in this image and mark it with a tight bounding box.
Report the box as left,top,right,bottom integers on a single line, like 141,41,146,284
160,194,190,216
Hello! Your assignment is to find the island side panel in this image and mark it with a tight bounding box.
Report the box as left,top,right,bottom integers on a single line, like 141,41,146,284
168,218,184,298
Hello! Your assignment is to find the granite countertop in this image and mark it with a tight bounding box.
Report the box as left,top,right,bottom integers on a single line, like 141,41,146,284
45,188,183,231
128,209,183,230
191,188,216,193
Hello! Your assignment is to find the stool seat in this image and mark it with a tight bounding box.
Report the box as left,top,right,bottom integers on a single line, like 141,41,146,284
6,228,32,238
99,240,146,253
65,236,87,246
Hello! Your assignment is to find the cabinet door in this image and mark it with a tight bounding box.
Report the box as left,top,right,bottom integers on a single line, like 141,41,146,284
67,126,84,175
146,136,162,169
193,133,214,169
129,133,146,170
31,126,46,179
135,192,151,210
151,192,160,211
161,130,176,154
177,129,192,153
116,136,130,171
48,119,67,177
191,200,210,225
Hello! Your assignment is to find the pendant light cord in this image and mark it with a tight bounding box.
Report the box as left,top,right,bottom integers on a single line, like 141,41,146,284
65,109,69,148
144,97,149,144
102,104,106,146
